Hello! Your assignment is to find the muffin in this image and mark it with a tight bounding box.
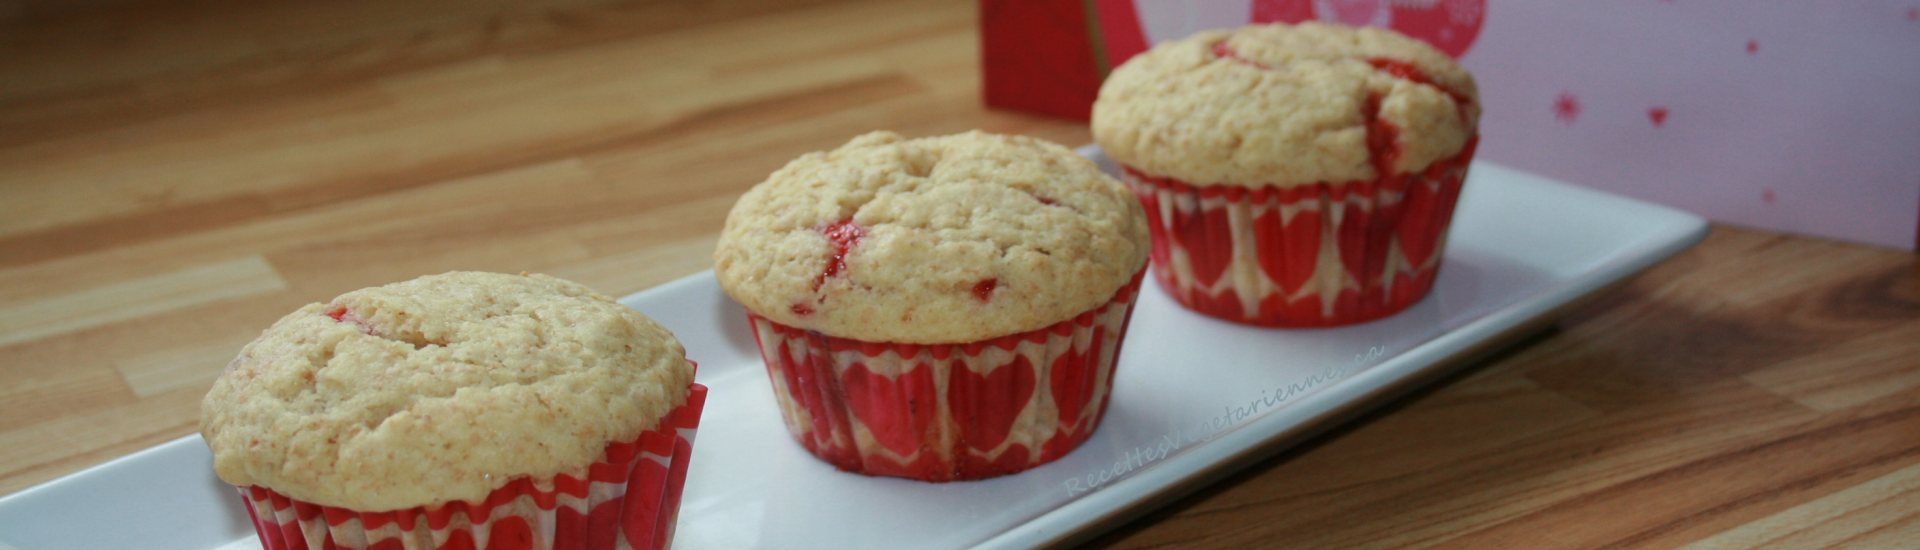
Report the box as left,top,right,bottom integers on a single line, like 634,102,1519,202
713,131,1151,481
1093,22,1479,327
201,272,706,550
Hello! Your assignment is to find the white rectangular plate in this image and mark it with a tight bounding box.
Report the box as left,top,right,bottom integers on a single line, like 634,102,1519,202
0,150,1707,550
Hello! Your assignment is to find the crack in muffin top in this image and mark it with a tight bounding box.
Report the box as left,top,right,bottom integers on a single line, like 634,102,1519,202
714,131,1151,343
1092,22,1480,187
199,272,694,511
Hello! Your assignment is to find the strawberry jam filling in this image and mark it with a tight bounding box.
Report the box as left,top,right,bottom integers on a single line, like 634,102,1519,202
324,306,376,335
792,219,867,316
813,219,866,292
1362,93,1401,178
1208,42,1474,120
1210,42,1270,69
971,278,998,302
1364,58,1473,109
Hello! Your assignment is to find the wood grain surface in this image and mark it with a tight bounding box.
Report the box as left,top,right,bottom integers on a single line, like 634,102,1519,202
3,1,1917,548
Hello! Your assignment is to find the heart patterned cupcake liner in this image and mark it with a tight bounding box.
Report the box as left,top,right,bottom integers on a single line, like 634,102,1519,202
235,382,707,550
746,269,1144,482
1123,137,1475,327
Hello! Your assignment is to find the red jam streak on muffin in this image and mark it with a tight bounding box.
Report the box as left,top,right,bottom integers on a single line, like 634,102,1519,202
792,219,868,316
324,306,376,335
1364,57,1474,123
1362,93,1401,179
971,278,998,302
1210,43,1472,119
814,219,866,291
1210,44,1472,178
1210,42,1270,69
1364,58,1472,109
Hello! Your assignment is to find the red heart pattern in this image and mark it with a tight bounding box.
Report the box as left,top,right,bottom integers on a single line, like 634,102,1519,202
839,361,938,458
949,355,1036,451
748,269,1144,482
1049,328,1106,431
1252,196,1323,293
1170,192,1235,289
1123,136,1473,327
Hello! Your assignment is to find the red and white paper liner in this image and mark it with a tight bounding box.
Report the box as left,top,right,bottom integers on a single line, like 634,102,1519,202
1124,138,1475,327
747,269,1145,482
235,381,708,550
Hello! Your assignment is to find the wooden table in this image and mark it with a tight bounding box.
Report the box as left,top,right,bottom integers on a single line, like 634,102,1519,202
4,0,1916,547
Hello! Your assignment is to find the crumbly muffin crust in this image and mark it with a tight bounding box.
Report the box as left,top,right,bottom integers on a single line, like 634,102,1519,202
200,272,693,511
713,131,1151,343
1092,22,1479,187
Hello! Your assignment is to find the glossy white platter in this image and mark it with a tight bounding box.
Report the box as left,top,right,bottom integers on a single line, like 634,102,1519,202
0,150,1708,549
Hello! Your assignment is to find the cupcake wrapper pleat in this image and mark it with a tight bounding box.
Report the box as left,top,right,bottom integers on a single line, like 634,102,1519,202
747,269,1145,481
1124,137,1475,327
235,381,708,550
